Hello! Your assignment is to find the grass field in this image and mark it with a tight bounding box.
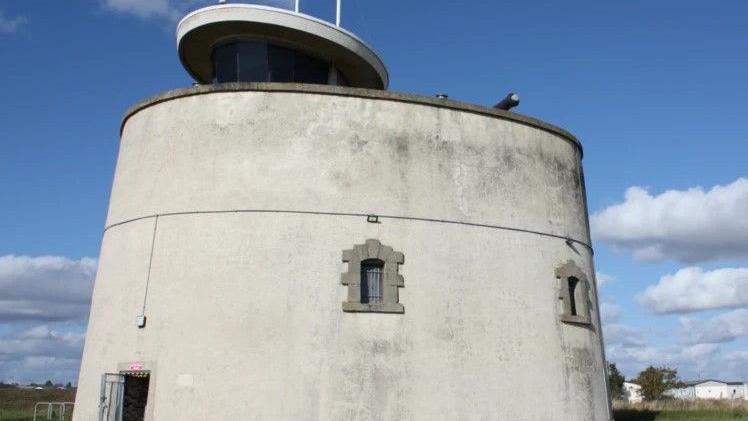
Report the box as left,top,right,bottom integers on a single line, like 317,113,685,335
0,389,76,421
613,399,748,421
2,389,747,420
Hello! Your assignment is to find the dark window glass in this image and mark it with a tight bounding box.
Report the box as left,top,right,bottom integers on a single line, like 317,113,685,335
568,277,579,316
268,45,295,82
212,40,331,85
360,259,384,304
237,41,268,81
335,69,350,87
294,52,329,84
213,43,238,83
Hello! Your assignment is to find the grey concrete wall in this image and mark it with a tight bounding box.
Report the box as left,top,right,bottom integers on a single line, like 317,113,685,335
74,86,611,420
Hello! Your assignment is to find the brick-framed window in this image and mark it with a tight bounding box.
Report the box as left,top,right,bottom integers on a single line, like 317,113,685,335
341,239,404,313
555,260,592,325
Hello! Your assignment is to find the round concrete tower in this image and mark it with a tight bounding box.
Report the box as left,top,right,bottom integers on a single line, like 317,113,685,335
75,3,612,420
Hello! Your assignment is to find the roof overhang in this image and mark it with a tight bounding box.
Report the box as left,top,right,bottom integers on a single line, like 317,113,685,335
177,4,389,89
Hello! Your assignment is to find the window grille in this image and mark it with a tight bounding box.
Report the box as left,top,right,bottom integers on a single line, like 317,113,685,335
341,239,404,313
360,260,383,304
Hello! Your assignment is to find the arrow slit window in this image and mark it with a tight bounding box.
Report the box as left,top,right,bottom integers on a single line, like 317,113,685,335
555,261,592,325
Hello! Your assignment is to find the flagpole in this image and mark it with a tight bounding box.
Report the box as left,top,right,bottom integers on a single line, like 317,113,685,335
336,0,341,26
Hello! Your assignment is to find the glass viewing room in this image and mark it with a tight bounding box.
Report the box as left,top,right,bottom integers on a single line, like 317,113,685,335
212,40,344,85
176,1,389,89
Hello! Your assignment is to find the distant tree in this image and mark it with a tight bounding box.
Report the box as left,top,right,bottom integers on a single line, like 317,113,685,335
65,382,73,389
607,363,625,399
44,380,54,388
635,366,684,401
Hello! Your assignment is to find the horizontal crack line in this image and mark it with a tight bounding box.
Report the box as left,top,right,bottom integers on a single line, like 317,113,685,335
103,209,593,252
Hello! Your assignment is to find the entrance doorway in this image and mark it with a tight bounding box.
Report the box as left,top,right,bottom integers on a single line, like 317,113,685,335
99,371,150,421
122,372,150,421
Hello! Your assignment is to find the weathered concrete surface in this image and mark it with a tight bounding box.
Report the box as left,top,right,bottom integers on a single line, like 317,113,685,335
75,87,611,420
121,83,580,149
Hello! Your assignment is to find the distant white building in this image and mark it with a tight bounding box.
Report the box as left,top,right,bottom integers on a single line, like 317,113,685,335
668,380,747,400
623,382,643,403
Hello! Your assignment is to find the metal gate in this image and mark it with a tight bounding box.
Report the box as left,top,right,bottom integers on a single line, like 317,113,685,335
32,402,74,421
99,373,125,421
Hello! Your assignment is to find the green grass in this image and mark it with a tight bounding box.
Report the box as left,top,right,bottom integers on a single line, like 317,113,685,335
614,400,748,421
614,409,748,420
0,389,75,421
4,389,747,420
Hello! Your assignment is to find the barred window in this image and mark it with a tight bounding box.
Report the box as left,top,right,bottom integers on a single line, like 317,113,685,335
360,259,384,304
341,239,405,313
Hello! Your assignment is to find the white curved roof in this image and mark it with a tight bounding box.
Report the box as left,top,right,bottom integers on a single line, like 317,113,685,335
177,4,389,89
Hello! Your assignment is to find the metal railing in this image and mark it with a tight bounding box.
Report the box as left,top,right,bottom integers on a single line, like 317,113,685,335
33,402,75,421
219,0,343,26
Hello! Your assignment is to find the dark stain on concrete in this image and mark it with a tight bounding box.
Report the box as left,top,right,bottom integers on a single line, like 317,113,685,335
349,134,369,154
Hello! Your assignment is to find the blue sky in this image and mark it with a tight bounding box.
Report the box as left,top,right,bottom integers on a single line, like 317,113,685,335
0,0,746,384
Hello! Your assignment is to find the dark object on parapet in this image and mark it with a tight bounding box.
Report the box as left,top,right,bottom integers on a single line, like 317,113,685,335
494,92,520,110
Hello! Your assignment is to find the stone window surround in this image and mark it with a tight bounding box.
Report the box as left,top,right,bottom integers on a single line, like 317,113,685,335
341,239,404,313
555,260,593,325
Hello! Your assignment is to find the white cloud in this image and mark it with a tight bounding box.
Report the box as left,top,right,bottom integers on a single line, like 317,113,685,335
724,350,748,377
0,255,97,323
607,344,670,365
603,324,645,347
104,0,178,19
600,302,622,324
0,9,27,33
606,342,727,380
102,0,297,20
0,325,83,358
678,343,720,362
636,266,748,314
596,272,615,287
680,309,748,344
591,178,748,263
0,324,84,384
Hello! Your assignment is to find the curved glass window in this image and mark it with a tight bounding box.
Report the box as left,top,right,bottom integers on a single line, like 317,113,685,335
212,40,331,84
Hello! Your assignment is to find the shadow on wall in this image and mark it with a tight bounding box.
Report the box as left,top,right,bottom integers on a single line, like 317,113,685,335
612,410,659,421
613,408,748,420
